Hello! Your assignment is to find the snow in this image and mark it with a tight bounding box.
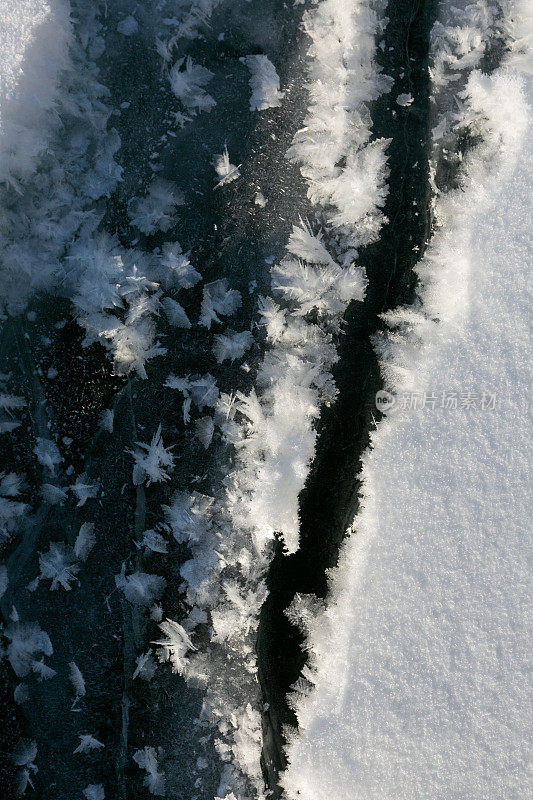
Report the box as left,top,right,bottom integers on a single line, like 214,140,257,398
0,2,123,314
0,0,71,188
282,54,532,800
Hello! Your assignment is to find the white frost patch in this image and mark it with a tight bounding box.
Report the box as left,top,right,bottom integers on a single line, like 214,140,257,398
133,746,166,796
395,91,413,106
283,51,532,800
246,54,284,110
128,179,184,235
169,56,215,116
116,568,166,607
213,330,254,363
117,15,138,37
74,734,104,755
214,147,240,187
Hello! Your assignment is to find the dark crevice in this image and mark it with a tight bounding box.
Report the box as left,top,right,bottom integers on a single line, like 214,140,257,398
257,0,438,792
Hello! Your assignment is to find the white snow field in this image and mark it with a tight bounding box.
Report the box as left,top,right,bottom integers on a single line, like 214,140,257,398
282,37,532,800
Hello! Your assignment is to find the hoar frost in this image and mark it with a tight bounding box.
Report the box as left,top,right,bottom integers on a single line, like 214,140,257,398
246,55,284,111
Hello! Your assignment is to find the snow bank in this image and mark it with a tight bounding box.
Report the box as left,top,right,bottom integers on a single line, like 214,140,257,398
0,0,71,189
282,10,532,800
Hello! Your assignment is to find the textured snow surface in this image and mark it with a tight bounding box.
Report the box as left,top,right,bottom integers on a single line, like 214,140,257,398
283,65,532,800
0,0,70,185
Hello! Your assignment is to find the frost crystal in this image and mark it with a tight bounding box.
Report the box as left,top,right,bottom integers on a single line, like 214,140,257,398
161,296,191,328
152,618,197,675
246,54,284,111
129,425,175,485
34,438,61,473
169,56,215,115
213,330,254,363
133,746,166,796
140,529,168,554
195,416,215,449
117,15,138,36
11,738,38,796
0,563,7,599
199,279,242,328
69,477,99,507
156,242,201,289
129,179,184,235
69,661,86,697
83,786,105,800
74,734,104,755
115,568,166,607
165,373,219,421
74,522,96,562
41,483,68,505
214,147,240,187
0,472,26,541
38,543,80,591
133,650,157,681
5,621,53,678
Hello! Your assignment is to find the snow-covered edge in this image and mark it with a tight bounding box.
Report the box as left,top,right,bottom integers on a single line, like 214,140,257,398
281,1,532,794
